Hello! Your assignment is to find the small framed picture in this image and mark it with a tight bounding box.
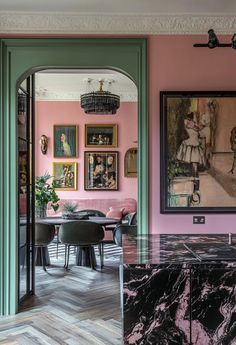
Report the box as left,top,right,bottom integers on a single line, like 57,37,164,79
124,148,138,177
53,162,77,191
84,151,119,190
85,124,117,147
53,125,78,158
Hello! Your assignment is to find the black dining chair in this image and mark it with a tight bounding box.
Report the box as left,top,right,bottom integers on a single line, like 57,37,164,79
113,224,137,247
35,222,55,271
77,209,106,217
59,220,105,270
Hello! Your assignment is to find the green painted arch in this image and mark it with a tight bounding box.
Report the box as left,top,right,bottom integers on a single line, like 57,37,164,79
0,38,148,315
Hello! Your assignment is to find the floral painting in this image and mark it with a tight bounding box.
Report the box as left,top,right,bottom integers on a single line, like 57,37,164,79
53,162,77,191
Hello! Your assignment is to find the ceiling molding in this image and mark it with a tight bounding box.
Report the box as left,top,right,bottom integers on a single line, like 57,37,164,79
0,12,236,34
35,90,137,102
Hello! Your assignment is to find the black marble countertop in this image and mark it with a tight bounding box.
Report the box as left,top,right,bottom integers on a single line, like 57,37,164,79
123,234,236,267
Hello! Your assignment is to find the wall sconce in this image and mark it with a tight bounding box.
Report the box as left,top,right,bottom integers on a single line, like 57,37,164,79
39,135,48,155
193,29,236,49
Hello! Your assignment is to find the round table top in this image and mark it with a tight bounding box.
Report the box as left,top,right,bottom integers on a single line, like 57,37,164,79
36,216,118,226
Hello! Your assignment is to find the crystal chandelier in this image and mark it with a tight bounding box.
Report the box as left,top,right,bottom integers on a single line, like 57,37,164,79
80,80,120,115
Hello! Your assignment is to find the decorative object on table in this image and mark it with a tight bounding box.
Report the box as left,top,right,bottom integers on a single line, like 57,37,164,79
53,125,78,158
84,151,119,190
39,134,48,155
61,201,78,216
61,213,89,220
160,91,236,213
80,79,120,114
53,162,78,191
124,147,137,177
35,173,60,218
85,124,117,147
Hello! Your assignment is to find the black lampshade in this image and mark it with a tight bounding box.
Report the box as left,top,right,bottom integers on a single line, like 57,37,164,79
80,80,120,115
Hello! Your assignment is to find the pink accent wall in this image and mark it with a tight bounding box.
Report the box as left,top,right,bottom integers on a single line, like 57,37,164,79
149,35,236,234
35,100,137,200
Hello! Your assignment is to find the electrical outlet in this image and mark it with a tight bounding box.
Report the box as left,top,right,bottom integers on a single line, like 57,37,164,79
193,216,205,224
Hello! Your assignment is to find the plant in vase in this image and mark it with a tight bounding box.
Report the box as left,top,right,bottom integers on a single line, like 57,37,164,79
61,201,78,219
35,172,60,218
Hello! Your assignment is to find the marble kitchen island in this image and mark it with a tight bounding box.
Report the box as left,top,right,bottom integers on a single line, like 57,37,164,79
123,234,236,345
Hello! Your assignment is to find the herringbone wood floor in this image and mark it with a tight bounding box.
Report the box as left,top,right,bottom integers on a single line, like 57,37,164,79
0,251,122,345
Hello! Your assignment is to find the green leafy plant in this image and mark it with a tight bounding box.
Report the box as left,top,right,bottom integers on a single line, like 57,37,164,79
62,201,78,214
35,172,60,217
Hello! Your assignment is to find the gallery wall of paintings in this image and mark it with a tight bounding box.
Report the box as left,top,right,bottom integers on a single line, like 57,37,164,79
35,101,137,198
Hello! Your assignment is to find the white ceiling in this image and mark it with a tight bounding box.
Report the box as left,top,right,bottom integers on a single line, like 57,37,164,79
0,0,236,14
35,70,137,102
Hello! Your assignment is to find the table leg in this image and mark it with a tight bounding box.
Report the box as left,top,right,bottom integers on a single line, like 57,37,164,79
75,246,97,269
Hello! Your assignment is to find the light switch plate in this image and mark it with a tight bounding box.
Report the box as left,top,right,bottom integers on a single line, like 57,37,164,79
193,216,205,224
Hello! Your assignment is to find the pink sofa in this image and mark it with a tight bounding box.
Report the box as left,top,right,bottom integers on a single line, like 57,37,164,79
47,198,137,218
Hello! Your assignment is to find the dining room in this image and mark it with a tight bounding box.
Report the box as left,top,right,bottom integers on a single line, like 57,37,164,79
17,67,138,343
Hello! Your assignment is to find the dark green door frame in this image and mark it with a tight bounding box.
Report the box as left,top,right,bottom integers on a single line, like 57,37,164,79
0,38,148,315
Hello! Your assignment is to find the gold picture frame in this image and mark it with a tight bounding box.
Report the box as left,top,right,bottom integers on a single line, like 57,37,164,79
124,148,138,177
84,151,119,190
53,125,78,158
85,124,117,148
53,162,78,191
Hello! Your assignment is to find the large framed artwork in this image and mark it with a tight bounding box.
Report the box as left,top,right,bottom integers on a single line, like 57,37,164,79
53,125,78,158
84,151,119,190
53,162,77,191
160,91,236,213
85,124,117,147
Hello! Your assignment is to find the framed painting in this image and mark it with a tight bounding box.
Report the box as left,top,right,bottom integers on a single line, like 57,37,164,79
160,91,236,213
53,162,77,191
53,125,78,158
124,148,138,177
84,151,119,190
85,124,117,147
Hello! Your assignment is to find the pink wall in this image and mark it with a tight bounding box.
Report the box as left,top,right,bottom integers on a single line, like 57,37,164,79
29,34,236,234
149,34,236,234
35,100,137,200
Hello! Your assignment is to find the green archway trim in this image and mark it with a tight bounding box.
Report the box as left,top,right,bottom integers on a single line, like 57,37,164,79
0,38,148,315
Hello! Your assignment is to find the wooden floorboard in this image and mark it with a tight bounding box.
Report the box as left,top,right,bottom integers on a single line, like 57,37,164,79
0,252,122,345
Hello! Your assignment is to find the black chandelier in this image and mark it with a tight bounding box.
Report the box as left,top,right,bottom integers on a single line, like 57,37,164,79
193,29,236,49
80,80,120,115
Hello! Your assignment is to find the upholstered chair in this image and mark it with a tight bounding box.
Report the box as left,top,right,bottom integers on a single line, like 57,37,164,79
59,220,104,270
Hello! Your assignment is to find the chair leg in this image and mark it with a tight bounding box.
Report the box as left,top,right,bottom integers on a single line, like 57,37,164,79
101,242,104,268
64,245,67,268
99,243,104,269
41,247,47,272
56,226,59,259
65,245,70,270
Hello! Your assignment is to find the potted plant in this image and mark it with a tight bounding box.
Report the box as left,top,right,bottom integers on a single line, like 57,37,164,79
61,201,78,217
35,172,60,218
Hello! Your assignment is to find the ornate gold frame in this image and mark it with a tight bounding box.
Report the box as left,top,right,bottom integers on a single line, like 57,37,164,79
85,124,117,148
53,162,78,191
53,125,78,158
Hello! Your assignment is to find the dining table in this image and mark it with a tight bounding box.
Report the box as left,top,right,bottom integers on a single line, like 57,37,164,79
36,216,119,268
